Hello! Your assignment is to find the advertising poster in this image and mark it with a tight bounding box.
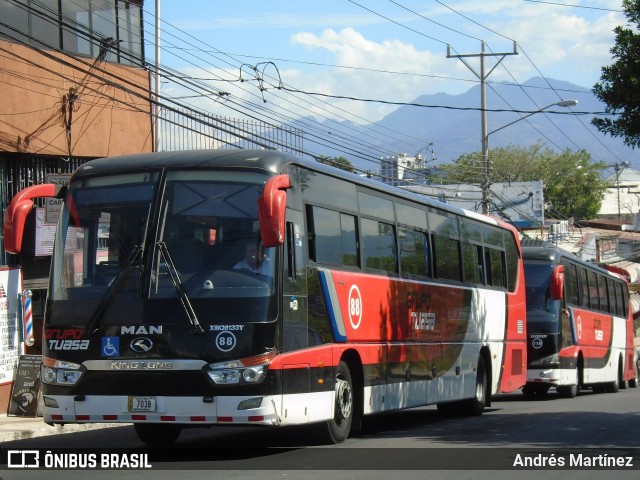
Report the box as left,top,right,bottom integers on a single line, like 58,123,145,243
0,267,23,386
8,354,42,416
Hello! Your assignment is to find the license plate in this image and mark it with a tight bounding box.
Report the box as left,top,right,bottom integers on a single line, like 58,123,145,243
128,396,156,412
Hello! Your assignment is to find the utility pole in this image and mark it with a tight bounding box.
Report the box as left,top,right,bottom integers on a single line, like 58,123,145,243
447,42,519,214
154,0,161,152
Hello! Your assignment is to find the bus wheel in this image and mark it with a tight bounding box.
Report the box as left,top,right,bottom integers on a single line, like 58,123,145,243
557,366,580,398
523,384,550,399
606,381,619,393
557,384,578,398
619,363,628,390
325,361,354,444
465,355,487,416
134,423,182,446
605,362,621,393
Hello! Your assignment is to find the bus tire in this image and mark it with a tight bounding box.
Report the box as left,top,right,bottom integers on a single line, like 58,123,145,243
523,384,549,399
557,384,578,398
619,362,628,390
557,366,579,398
324,361,354,444
134,423,182,446
606,377,619,393
463,355,487,416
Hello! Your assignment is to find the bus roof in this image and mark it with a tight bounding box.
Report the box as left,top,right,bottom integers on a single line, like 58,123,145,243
72,149,509,232
521,241,624,280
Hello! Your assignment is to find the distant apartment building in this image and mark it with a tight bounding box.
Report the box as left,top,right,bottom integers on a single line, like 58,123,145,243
379,153,433,187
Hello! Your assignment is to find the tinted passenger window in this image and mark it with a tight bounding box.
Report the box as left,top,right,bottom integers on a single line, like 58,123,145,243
462,242,483,284
486,248,506,288
307,206,358,267
362,219,397,272
399,227,429,276
563,263,580,306
433,234,461,281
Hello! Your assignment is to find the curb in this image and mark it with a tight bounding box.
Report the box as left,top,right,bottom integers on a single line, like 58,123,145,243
0,416,129,442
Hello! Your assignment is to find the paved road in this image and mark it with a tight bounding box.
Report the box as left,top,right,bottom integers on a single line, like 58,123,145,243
1,387,639,479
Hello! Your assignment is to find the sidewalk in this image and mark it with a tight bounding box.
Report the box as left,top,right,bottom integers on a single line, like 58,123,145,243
0,415,124,442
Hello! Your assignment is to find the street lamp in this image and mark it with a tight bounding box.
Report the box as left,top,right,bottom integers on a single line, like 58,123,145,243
480,99,579,214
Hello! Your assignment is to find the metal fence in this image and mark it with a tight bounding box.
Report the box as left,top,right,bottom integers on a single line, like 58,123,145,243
158,107,305,154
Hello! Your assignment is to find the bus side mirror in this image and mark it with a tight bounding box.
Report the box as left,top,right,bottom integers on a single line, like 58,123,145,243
3,183,57,254
258,174,290,248
550,264,565,301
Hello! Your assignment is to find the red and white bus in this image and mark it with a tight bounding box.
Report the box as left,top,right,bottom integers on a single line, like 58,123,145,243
3,150,527,445
522,241,637,398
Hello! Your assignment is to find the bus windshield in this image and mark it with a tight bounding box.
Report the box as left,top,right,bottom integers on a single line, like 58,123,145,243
523,261,560,323
49,169,277,328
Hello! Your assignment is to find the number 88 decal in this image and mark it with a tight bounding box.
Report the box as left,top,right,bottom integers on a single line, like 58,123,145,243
348,284,363,330
216,331,237,352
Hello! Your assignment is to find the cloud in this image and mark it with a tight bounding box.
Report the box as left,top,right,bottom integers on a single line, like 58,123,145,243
287,28,451,121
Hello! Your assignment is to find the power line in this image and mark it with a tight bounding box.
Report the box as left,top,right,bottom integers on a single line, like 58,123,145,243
522,0,623,12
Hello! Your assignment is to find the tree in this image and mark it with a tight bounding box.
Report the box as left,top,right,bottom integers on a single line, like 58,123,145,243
443,144,607,220
316,155,355,173
592,0,640,148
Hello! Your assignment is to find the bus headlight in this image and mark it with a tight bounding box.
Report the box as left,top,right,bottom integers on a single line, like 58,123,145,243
41,357,84,386
208,368,241,385
206,352,274,385
242,366,266,383
529,353,559,367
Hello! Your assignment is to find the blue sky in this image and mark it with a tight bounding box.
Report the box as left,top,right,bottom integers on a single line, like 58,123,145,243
147,0,626,122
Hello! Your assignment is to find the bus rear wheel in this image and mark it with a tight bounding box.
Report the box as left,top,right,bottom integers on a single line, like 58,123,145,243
134,423,182,446
324,361,354,444
466,355,488,416
557,366,580,398
437,355,488,416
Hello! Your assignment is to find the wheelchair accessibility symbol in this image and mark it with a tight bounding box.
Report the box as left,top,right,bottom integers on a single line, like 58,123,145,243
101,337,120,357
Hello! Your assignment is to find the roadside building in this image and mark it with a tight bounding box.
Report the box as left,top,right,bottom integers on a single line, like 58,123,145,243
0,0,153,410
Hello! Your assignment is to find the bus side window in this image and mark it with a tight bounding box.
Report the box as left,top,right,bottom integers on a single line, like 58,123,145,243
598,274,609,313
578,267,589,308
563,263,580,306
461,242,484,284
588,270,600,310
399,227,429,278
286,221,296,279
306,205,357,268
488,248,506,288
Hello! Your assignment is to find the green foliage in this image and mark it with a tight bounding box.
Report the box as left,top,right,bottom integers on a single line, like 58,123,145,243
592,0,640,148
444,143,607,220
316,155,355,173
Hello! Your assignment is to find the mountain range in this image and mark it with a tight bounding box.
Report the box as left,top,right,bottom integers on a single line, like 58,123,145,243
304,77,639,173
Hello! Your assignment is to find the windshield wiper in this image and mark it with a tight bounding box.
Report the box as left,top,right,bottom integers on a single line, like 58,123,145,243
157,241,205,335
87,244,143,335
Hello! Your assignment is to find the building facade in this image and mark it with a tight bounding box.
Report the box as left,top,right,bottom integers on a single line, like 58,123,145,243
0,0,153,410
